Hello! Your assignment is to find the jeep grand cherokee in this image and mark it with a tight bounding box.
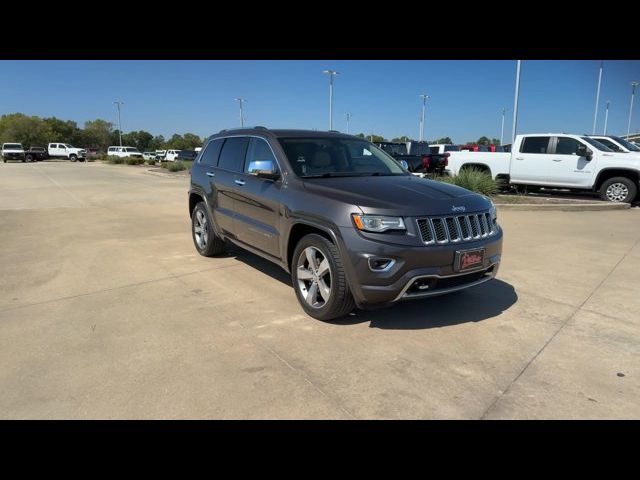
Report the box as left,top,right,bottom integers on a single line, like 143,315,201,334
189,127,503,321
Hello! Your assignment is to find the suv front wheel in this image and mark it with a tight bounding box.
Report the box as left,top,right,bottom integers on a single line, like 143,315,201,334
292,234,355,321
192,202,226,257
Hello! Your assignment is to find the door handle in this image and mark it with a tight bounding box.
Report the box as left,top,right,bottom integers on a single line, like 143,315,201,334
234,179,246,186
515,157,524,160
552,159,562,162
206,172,215,177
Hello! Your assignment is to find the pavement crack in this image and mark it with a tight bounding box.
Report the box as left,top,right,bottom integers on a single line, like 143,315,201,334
479,236,640,420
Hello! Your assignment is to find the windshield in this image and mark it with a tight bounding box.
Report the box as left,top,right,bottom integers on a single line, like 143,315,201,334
407,142,430,155
444,145,460,152
581,137,614,152
380,143,407,156
64,144,75,148
278,137,407,178
3,144,23,149
611,136,640,152
125,147,140,152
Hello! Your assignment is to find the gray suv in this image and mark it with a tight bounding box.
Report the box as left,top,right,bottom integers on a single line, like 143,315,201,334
189,127,503,321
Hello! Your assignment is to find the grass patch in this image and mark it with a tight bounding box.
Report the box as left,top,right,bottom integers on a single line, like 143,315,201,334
125,157,145,165
436,168,498,196
107,156,124,164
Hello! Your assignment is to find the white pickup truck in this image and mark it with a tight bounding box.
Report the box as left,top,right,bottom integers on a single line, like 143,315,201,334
435,133,640,203
48,143,87,162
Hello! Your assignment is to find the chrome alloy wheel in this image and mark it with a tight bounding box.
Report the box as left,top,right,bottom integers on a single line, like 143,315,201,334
193,209,209,249
296,246,332,308
605,182,629,202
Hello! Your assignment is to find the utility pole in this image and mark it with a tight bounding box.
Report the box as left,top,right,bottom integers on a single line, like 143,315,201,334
500,107,506,145
322,70,339,130
234,98,246,127
603,101,610,135
628,82,639,139
419,94,429,142
114,101,124,147
592,61,603,134
511,61,522,144
345,113,352,134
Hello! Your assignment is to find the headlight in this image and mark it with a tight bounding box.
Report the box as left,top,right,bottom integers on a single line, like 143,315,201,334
352,214,406,233
488,199,497,222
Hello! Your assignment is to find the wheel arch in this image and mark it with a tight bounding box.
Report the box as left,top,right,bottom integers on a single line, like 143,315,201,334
593,168,640,191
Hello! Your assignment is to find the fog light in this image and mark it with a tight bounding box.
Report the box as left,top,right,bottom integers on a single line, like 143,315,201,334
368,257,395,272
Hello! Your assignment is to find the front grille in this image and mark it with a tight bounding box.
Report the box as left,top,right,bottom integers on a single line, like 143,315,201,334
416,211,496,245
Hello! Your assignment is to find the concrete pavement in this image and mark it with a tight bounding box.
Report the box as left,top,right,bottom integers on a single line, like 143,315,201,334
0,161,638,419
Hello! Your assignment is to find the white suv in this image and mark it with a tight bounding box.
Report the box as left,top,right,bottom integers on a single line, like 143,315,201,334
107,146,143,158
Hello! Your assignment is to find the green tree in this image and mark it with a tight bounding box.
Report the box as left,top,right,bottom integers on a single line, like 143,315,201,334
82,119,113,151
0,113,50,147
477,136,491,145
435,137,453,144
149,135,166,151
182,133,202,149
391,135,411,142
44,117,80,144
491,138,500,145
121,130,154,151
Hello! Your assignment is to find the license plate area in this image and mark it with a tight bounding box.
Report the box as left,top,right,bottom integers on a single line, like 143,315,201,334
455,248,485,272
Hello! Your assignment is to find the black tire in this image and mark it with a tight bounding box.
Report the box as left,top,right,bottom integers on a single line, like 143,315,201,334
26,154,33,162
291,233,356,321
599,177,637,203
191,202,225,257
70,155,77,162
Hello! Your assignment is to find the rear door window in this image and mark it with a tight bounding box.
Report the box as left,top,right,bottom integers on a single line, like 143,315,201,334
520,136,551,154
218,137,249,172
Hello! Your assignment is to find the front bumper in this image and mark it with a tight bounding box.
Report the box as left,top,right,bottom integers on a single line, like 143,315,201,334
336,225,503,308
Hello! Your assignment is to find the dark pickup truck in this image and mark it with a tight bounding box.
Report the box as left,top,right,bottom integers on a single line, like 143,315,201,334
375,141,448,176
25,147,48,162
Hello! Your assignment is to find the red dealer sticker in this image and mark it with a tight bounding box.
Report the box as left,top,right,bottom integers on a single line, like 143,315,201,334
456,249,485,272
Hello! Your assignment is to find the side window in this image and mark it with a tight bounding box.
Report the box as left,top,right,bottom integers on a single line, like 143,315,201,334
51,144,58,149
218,137,249,172
520,137,551,154
244,138,278,174
554,137,582,155
199,140,224,165
595,138,621,151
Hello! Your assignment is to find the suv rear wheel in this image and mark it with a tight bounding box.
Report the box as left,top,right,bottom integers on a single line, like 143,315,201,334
191,202,225,256
292,234,355,321
600,177,637,203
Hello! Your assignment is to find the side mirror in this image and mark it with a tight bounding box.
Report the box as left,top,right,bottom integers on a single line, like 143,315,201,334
247,160,280,180
577,144,592,160
399,159,409,170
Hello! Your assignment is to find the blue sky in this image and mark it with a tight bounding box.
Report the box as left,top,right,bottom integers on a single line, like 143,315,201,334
1,60,639,143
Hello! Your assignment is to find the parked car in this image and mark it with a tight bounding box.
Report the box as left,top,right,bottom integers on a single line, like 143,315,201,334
176,150,198,162
154,150,167,161
164,149,182,162
2,143,26,162
587,135,640,155
444,133,640,203
375,141,448,176
107,146,143,158
142,152,157,161
189,127,502,321
25,147,48,162
85,148,99,157
47,143,87,161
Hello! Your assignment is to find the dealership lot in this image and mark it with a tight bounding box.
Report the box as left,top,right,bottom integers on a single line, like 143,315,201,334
0,161,639,419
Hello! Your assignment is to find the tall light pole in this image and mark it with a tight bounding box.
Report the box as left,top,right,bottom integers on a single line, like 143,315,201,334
419,94,429,142
592,61,603,134
322,70,339,130
603,100,610,135
500,107,506,145
511,60,522,144
234,97,246,127
345,112,352,134
113,101,124,147
628,82,639,139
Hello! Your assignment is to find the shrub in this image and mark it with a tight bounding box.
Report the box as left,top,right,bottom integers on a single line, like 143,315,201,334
436,168,498,196
126,157,145,165
146,159,156,166
166,161,187,172
107,156,124,164
86,157,95,162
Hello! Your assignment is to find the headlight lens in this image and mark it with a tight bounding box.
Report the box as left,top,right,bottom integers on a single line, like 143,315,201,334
352,214,406,233
489,199,497,222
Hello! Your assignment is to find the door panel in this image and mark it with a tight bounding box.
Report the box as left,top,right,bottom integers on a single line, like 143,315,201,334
233,138,282,257
550,137,595,187
510,136,558,184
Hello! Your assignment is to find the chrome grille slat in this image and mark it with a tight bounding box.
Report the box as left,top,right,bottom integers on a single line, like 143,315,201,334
416,211,496,245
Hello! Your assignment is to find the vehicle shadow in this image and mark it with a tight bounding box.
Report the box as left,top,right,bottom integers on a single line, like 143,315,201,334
227,244,518,331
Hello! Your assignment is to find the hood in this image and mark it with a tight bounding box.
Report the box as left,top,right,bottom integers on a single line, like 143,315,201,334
599,151,640,165
302,175,492,216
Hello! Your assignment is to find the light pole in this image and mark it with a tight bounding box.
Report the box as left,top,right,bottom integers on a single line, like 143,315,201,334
500,107,506,145
322,70,339,130
511,60,522,144
603,101,610,135
114,101,124,147
419,94,429,142
345,112,352,134
592,61,603,134
234,98,246,127
628,82,639,139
